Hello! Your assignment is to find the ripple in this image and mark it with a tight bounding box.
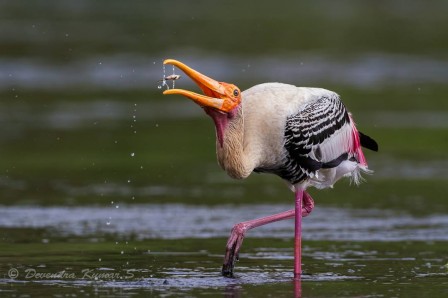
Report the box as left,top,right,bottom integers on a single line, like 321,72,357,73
0,270,360,292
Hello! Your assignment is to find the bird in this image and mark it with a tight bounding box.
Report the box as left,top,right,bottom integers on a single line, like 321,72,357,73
162,59,378,279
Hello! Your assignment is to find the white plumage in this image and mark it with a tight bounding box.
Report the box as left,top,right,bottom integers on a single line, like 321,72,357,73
214,83,371,191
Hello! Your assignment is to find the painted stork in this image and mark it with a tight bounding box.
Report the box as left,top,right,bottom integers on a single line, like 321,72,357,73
162,59,378,279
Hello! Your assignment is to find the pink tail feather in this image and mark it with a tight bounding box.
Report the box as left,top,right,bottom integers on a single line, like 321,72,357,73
349,115,368,167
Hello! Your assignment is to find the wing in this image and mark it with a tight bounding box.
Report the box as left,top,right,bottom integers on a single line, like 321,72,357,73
281,93,353,184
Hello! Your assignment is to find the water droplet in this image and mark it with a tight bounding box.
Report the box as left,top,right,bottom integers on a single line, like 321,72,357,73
106,221,110,225
116,205,119,209
116,242,119,245
132,196,135,200
155,124,159,128
121,251,124,255
130,153,135,157
157,85,162,89
98,258,102,262
111,201,114,204
127,179,131,183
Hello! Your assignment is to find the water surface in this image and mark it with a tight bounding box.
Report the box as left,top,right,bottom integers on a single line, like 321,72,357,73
1,1,447,297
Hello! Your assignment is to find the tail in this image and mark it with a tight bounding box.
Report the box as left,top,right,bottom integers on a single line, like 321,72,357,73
348,115,378,184
359,131,379,152
349,116,368,167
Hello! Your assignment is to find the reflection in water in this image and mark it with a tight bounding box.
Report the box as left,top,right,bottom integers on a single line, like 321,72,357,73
294,278,302,298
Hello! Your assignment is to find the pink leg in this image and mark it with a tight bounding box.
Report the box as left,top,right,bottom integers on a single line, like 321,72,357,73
222,191,314,277
294,188,303,279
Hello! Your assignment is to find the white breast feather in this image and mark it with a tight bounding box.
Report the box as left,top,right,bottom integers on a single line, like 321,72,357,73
239,83,369,190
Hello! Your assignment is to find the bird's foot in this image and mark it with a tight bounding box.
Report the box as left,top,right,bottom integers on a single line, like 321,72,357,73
302,191,315,217
222,222,248,277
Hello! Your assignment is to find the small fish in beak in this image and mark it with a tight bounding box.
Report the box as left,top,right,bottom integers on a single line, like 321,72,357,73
157,74,181,83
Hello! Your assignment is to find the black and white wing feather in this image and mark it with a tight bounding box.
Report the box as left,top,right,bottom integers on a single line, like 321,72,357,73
280,93,353,184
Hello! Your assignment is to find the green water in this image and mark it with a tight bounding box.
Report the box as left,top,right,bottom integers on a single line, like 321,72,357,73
1,237,446,297
1,0,447,297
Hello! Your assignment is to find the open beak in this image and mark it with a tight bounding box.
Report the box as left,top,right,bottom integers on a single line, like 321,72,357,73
162,59,241,113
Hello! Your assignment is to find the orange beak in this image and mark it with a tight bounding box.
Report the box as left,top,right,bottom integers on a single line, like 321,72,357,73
162,59,241,113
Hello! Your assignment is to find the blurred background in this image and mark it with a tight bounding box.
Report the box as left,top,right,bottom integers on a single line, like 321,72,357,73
1,0,447,208
0,0,447,296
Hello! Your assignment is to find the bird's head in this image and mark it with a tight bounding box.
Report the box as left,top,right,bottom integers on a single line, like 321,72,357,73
162,59,241,115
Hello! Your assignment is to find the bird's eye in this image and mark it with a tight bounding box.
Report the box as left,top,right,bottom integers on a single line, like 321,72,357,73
233,89,239,97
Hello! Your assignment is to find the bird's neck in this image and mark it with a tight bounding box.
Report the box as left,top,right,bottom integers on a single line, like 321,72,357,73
206,106,252,179
211,111,230,148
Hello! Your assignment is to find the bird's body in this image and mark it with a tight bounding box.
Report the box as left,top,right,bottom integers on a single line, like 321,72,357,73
211,82,370,191
162,59,378,279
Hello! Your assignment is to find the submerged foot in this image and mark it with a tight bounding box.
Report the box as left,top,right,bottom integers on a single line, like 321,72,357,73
222,222,247,277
